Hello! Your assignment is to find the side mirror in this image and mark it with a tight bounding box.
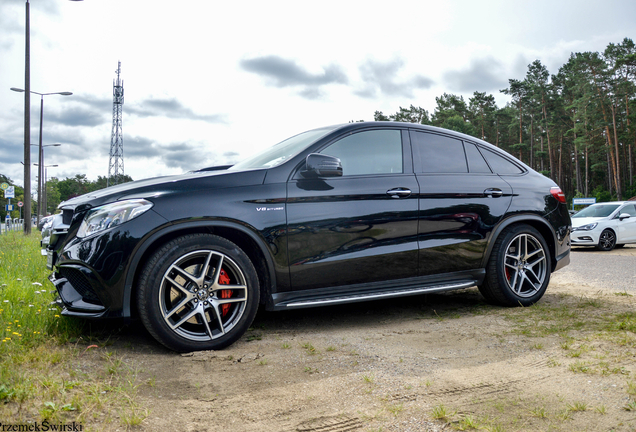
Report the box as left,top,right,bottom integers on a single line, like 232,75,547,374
301,153,343,178
619,213,631,221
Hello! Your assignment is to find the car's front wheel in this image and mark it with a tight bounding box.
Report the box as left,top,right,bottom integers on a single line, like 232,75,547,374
479,224,551,307
597,229,616,251
137,234,259,352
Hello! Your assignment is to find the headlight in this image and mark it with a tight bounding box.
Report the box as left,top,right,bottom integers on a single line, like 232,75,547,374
574,222,598,231
77,199,153,238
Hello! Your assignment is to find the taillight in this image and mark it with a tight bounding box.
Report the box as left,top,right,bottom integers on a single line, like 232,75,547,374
550,187,566,204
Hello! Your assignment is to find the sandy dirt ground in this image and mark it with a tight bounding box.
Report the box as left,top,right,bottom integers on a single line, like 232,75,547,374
76,247,636,431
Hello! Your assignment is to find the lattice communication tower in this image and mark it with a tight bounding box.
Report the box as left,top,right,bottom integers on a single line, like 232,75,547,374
107,61,124,187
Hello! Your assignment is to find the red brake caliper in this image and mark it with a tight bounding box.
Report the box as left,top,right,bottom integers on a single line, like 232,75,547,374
219,269,232,317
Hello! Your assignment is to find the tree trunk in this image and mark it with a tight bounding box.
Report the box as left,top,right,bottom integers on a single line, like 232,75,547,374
529,114,534,169
518,105,523,161
495,117,499,148
540,136,544,172
610,103,622,200
585,145,589,197
630,144,633,188
574,130,582,194
542,105,554,180
559,132,563,186
607,150,613,196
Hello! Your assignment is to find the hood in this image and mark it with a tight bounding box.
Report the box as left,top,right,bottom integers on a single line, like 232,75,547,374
59,168,267,212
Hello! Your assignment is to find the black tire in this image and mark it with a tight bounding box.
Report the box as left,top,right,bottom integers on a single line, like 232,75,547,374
137,233,260,352
478,224,551,307
596,229,616,251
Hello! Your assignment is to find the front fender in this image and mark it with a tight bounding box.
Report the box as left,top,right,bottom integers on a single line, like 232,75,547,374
121,220,278,318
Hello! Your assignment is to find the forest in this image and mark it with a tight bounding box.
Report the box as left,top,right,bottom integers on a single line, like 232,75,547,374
374,38,636,203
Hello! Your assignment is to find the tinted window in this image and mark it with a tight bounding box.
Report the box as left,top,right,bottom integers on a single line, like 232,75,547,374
465,143,492,173
481,149,523,174
411,131,467,173
321,130,403,176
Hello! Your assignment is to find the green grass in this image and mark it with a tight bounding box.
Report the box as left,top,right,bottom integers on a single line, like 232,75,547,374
0,232,145,429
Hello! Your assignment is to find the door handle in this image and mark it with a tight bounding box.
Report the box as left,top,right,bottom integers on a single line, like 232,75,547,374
484,188,503,198
387,188,412,198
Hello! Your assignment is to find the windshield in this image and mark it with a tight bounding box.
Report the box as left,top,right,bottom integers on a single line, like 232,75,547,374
228,126,338,171
572,204,620,218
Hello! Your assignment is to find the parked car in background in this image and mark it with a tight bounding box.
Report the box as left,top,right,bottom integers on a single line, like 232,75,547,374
42,122,571,352
37,215,54,231
571,201,636,251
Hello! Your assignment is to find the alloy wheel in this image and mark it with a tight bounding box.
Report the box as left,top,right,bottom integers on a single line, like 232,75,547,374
159,250,248,342
503,233,548,298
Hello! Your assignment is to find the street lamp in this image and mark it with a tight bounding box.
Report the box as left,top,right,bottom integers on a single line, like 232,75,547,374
11,88,72,226
15,0,78,233
34,164,58,216
31,143,62,225
29,142,62,225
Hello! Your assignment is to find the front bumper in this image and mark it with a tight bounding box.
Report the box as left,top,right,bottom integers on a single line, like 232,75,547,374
45,208,169,319
570,230,600,246
50,271,110,318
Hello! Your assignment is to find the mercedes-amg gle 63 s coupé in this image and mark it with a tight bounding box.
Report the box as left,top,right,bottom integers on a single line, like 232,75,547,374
44,122,571,352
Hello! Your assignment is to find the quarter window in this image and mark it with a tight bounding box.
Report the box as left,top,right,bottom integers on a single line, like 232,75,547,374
481,148,523,174
410,131,467,173
465,143,492,173
320,130,403,176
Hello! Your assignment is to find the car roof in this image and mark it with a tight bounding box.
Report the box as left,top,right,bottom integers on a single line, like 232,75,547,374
333,121,522,156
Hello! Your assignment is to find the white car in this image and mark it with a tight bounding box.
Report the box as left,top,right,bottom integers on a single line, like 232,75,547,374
571,201,636,251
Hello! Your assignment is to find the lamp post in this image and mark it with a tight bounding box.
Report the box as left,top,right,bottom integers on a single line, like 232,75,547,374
34,164,58,216
29,143,62,225
22,0,31,234
12,88,72,226
14,0,78,233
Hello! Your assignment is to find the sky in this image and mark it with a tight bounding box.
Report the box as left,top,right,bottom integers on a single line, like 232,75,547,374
1,0,635,187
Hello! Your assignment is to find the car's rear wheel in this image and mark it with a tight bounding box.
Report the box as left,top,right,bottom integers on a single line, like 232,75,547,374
479,224,550,307
597,229,616,251
137,234,259,352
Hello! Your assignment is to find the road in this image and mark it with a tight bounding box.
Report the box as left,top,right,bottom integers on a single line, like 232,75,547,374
552,244,636,292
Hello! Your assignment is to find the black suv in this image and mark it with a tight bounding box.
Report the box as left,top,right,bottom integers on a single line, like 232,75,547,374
44,122,571,352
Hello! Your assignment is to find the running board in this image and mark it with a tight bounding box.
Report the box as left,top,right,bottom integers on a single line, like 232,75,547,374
283,280,476,308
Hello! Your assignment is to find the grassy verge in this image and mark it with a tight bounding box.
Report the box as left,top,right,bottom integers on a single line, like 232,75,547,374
0,232,147,430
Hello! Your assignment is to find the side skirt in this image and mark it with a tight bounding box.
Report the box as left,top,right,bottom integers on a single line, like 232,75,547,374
268,270,485,311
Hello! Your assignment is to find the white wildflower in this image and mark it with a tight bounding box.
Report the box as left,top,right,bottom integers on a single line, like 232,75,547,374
32,282,42,286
